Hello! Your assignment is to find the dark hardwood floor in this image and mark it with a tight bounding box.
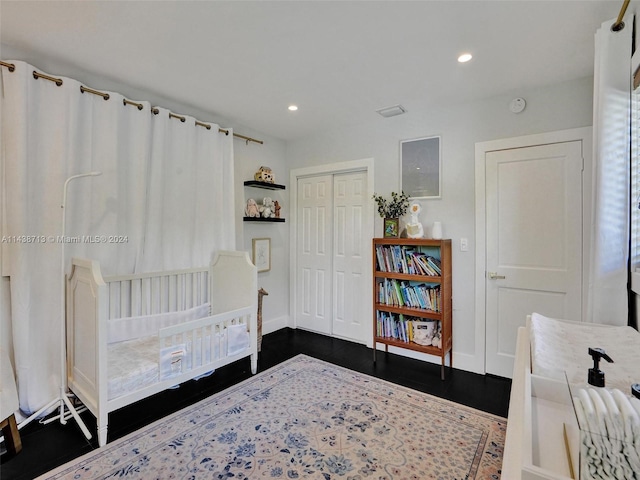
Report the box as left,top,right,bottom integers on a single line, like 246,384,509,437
0,328,511,479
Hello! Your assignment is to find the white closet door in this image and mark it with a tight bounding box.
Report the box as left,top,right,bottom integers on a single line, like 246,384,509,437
332,171,368,342
296,175,333,334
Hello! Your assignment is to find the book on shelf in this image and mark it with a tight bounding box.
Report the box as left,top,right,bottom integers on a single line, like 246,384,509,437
375,246,387,272
377,311,407,341
377,279,441,312
426,256,442,275
377,312,443,345
375,244,441,277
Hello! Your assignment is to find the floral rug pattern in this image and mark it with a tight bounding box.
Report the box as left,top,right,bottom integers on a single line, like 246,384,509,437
40,355,506,479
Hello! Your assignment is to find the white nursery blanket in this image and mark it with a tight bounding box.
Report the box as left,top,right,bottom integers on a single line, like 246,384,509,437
529,313,640,392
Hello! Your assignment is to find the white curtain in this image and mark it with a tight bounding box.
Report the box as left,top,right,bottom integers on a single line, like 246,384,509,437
1,61,234,414
588,19,631,326
140,108,235,272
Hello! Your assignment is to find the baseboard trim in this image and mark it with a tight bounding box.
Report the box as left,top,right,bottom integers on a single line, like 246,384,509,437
373,345,485,375
262,315,289,335
449,351,485,375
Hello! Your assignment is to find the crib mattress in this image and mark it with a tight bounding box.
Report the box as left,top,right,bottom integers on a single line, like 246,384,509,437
529,313,640,392
108,336,160,400
107,323,250,401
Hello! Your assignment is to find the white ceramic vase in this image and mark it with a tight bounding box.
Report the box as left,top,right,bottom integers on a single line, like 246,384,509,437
432,221,442,239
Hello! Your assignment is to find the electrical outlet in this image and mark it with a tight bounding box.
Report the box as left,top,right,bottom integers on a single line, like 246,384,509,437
460,237,469,252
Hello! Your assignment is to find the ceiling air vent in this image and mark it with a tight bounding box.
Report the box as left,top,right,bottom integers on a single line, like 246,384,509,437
376,104,406,118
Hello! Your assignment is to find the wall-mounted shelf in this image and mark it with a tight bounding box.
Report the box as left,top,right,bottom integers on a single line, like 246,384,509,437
243,217,285,223
244,180,285,222
244,181,286,190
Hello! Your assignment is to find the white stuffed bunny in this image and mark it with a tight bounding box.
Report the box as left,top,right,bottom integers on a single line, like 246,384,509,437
245,198,260,218
262,197,276,218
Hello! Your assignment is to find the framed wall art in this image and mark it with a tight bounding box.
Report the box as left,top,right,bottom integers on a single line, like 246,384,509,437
400,135,441,199
252,238,271,272
383,218,400,238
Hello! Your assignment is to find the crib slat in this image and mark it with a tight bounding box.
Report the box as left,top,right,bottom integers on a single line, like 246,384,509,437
120,281,128,318
133,278,141,316
178,274,184,311
190,327,197,368
140,277,148,316
160,276,167,313
170,275,177,313
182,273,188,310
190,273,195,307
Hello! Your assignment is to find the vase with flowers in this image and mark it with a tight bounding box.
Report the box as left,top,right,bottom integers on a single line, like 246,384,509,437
372,191,410,238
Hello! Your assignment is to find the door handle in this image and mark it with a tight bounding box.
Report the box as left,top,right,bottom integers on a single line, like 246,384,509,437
487,272,506,280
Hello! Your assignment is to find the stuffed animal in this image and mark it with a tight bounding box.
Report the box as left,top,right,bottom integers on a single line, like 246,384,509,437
245,198,260,217
257,288,268,352
274,200,281,218
254,166,275,184
432,331,442,349
262,197,276,218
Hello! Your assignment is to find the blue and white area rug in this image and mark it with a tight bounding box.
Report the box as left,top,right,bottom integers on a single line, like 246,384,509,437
39,355,506,479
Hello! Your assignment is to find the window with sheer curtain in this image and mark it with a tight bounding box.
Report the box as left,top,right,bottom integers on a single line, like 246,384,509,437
631,69,640,273
588,19,631,326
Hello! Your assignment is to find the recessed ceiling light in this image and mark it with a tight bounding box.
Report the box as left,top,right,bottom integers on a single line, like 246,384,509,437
458,53,473,63
288,105,298,111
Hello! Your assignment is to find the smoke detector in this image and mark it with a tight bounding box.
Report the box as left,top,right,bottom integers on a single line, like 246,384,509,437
509,97,526,114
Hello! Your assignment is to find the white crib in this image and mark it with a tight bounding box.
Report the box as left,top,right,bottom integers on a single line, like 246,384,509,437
66,250,257,447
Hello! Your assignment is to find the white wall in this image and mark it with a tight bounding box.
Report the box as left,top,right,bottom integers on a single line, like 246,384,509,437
234,128,290,334
285,76,595,371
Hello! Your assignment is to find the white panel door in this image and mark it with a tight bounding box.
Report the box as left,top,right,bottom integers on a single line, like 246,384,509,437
332,171,368,341
296,175,333,334
485,141,583,377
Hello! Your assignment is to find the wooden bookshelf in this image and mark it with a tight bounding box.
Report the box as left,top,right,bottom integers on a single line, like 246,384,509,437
372,238,452,379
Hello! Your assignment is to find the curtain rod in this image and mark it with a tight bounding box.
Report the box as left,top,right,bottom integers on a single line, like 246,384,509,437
0,60,15,72
612,0,630,31
0,61,264,145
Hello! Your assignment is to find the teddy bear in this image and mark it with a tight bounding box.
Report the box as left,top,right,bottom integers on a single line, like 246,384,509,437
273,200,281,218
245,198,260,217
261,197,276,218
254,166,275,184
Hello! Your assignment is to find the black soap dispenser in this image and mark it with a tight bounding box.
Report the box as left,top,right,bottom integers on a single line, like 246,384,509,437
588,347,614,387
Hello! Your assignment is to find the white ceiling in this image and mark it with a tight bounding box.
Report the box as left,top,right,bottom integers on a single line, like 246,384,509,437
0,1,624,141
